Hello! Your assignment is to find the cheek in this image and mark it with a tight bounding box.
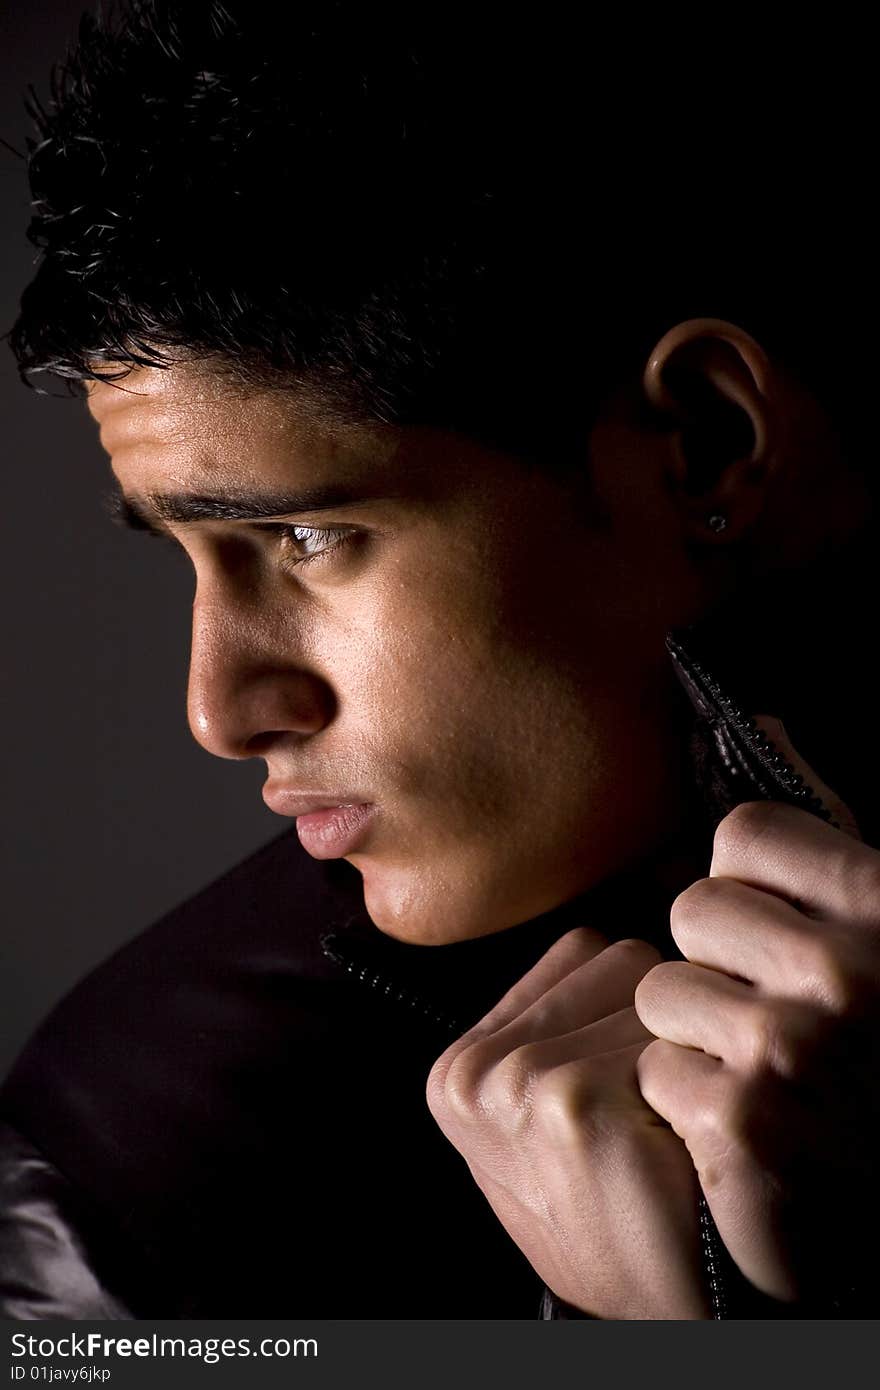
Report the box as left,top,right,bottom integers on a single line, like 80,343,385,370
311,524,675,835
311,564,551,806
335,589,609,826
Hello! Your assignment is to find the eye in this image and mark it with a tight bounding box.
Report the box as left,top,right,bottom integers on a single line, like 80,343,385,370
270,523,357,568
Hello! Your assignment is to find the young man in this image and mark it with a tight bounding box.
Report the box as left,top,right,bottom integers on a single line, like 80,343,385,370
2,3,878,1318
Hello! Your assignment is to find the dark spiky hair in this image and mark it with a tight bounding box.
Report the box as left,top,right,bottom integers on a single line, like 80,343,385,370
7,1,877,473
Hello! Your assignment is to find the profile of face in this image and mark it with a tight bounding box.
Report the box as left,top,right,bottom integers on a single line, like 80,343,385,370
87,319,830,944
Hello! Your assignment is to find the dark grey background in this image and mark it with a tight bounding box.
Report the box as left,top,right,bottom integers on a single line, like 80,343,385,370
1,1,280,1077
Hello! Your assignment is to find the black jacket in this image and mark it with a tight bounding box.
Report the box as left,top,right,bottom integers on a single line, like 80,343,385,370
0,635,870,1319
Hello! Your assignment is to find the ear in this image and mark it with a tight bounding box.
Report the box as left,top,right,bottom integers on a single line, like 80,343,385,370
641,317,783,546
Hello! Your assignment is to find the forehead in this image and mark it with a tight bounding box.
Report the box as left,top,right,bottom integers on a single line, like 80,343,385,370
86,363,398,492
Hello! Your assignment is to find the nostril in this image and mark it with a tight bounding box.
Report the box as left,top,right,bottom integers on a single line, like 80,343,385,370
188,670,337,762
242,685,338,756
243,730,298,758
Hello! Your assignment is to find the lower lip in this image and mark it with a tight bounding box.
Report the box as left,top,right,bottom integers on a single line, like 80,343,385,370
295,803,377,859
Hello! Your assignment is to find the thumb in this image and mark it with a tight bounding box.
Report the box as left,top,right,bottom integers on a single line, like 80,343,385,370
753,714,862,842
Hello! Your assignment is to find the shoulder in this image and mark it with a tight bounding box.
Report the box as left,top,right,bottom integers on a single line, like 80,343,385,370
2,829,369,1152
0,833,378,1313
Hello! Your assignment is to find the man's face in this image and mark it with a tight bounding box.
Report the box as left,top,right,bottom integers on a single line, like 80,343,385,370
88,364,698,943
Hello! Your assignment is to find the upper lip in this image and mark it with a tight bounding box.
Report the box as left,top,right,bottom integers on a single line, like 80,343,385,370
262,783,371,818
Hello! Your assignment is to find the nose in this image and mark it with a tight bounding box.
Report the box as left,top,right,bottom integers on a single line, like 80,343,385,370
186,580,334,760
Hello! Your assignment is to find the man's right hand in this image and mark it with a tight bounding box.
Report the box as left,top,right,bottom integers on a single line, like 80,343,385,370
425,926,713,1319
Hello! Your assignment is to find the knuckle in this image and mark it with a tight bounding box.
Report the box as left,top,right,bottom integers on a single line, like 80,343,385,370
531,1060,607,1144
429,1038,494,1122
798,937,860,1014
669,879,724,953
545,925,609,969
743,1002,782,1074
564,923,608,952
425,1046,456,1116
693,1083,755,1192
688,1090,729,1158
487,1043,543,1115
633,959,679,1012
744,1002,804,1081
670,876,727,931
713,800,779,862
603,936,662,977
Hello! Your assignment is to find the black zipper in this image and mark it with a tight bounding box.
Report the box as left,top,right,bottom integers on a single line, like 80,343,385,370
320,928,464,1039
665,633,839,824
698,1194,729,1320
667,630,843,1318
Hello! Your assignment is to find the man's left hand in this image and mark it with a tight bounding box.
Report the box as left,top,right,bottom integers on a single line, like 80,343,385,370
635,716,880,1303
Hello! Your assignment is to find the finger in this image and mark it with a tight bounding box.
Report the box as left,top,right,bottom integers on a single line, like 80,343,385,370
436,940,661,1105
753,715,861,841
465,924,612,1041
709,799,877,923
490,1007,652,1090
543,1038,666,1126
669,874,852,999
430,927,608,1085
547,1040,710,1313
635,962,756,1064
481,938,661,1051
637,1039,800,1301
636,1037,727,1153
550,1040,708,1248
431,1003,652,1135
636,961,829,1082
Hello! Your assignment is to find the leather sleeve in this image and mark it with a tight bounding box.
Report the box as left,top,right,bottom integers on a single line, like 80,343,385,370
0,1123,135,1320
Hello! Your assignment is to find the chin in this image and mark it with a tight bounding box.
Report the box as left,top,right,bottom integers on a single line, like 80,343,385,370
356,858,536,946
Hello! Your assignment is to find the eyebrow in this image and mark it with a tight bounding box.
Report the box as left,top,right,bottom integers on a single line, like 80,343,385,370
105,482,386,538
